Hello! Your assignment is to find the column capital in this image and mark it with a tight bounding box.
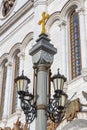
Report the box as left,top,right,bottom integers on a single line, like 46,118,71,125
58,20,66,29
17,52,25,58
5,61,12,67
29,34,57,65
76,7,85,15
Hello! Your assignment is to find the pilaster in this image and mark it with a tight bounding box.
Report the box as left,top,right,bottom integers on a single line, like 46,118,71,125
0,66,2,107
59,20,67,76
76,7,87,80
2,61,12,125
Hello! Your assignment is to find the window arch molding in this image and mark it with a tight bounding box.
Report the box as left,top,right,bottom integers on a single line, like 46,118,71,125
0,53,8,65
61,0,81,20
59,0,83,80
21,32,33,51
9,43,21,59
46,12,61,33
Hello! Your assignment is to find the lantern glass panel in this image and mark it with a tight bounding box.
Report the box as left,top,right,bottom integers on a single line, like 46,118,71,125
16,79,28,92
59,94,67,107
53,78,65,91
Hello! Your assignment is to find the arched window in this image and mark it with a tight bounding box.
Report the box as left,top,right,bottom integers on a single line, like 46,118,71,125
70,10,81,79
0,60,7,120
12,55,20,113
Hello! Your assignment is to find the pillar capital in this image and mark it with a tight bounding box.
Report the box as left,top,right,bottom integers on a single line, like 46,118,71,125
29,34,57,66
17,52,25,58
58,20,66,29
5,61,12,67
76,7,85,15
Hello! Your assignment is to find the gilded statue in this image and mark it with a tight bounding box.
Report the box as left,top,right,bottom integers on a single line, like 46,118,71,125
2,0,15,17
65,98,80,121
38,12,50,34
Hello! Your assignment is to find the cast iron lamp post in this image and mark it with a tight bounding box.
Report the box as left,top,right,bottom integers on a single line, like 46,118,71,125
47,69,68,123
15,68,68,123
15,71,37,124
15,33,68,130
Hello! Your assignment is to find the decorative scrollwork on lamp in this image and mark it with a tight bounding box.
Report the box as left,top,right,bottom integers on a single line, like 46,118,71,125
47,69,68,123
15,69,68,124
15,71,37,124
15,68,81,124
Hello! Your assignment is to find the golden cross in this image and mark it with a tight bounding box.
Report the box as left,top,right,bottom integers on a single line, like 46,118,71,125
38,12,50,34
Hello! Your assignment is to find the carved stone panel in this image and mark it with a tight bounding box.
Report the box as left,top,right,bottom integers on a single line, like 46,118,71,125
0,0,15,18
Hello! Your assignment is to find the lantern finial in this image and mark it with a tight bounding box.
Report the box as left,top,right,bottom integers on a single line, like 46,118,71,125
22,70,24,75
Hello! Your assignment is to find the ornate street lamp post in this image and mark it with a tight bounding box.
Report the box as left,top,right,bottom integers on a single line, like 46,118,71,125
15,71,37,124
15,11,68,130
15,12,81,130
47,69,68,123
15,67,68,124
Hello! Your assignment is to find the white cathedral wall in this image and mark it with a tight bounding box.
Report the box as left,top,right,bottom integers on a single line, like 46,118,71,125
85,0,87,40
0,0,87,129
0,15,34,57
48,0,68,13
0,0,31,25
49,21,62,75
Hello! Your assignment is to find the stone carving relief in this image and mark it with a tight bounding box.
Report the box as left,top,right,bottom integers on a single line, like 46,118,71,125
65,98,80,121
0,0,15,19
2,0,15,16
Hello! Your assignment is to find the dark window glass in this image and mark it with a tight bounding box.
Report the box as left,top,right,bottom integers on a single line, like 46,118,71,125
70,10,81,79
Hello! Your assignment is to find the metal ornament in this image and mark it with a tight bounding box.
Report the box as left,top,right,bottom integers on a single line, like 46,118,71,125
15,71,37,124
47,91,66,123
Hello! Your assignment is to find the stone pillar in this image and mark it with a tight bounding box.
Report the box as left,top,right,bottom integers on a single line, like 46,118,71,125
29,34,57,130
34,0,47,42
59,20,66,76
16,52,25,115
2,61,12,124
76,7,87,79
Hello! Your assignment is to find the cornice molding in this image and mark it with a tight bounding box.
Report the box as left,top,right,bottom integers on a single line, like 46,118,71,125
34,0,48,8
0,1,33,35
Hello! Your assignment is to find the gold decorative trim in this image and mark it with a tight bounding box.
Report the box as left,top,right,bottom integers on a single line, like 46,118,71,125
37,104,46,110
38,65,49,71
